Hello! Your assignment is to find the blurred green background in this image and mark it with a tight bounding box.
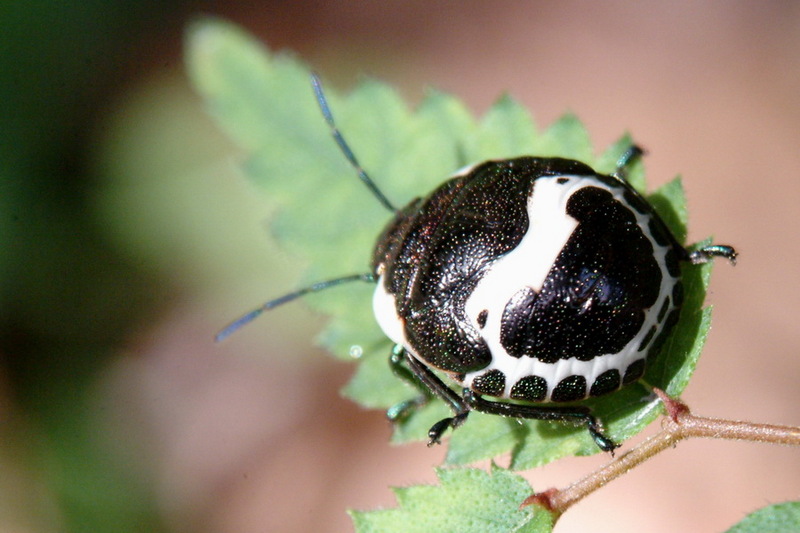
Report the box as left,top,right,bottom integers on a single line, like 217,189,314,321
2,2,325,531
2,2,799,533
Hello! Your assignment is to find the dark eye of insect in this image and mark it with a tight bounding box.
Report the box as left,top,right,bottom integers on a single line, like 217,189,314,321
217,74,738,454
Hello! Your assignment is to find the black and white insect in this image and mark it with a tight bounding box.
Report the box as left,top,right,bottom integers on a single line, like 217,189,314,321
218,75,737,453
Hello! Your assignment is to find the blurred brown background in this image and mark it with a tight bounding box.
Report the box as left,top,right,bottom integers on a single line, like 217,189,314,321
2,2,799,532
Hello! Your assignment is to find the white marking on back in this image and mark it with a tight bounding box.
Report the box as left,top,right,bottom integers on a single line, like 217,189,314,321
464,176,586,388
459,174,678,401
373,273,407,347
372,173,680,403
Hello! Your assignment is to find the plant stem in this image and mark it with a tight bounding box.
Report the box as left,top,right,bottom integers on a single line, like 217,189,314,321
521,389,800,516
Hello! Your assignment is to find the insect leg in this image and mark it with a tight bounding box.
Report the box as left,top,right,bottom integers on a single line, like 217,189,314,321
462,390,619,453
386,345,432,422
613,144,645,180
388,348,471,446
688,244,738,265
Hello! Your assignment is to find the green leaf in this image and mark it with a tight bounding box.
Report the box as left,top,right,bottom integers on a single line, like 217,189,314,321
342,345,414,410
445,414,523,465
350,465,552,533
534,113,593,162
724,502,800,533
468,94,538,162
186,18,721,469
644,257,713,397
649,177,688,243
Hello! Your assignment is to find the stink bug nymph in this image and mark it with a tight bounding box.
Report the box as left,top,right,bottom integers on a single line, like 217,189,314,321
217,75,737,453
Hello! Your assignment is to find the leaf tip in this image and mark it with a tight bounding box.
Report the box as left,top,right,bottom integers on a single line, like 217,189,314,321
185,16,226,53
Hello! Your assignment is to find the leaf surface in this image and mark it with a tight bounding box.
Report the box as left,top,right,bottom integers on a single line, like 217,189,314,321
350,465,552,533
187,18,720,468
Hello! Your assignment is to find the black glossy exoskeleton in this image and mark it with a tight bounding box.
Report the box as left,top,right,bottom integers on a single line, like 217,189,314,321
218,75,737,453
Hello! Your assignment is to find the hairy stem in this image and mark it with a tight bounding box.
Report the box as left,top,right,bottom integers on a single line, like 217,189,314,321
522,389,800,516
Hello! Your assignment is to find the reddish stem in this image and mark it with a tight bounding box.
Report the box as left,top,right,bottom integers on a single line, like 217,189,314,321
521,389,800,518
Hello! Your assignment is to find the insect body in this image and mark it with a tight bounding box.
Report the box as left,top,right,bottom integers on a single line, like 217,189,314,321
218,75,737,453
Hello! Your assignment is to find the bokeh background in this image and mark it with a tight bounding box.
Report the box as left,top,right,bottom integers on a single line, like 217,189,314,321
3,2,799,532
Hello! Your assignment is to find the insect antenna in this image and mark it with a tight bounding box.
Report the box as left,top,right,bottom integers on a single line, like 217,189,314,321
311,73,397,213
215,273,375,342
217,75,394,342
